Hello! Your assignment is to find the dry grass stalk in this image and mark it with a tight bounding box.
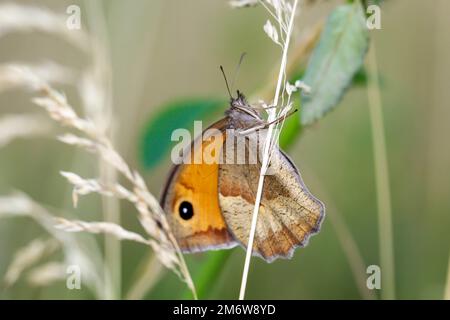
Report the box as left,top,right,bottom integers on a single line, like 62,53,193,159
367,45,395,300
301,164,376,300
55,218,153,247
236,0,300,300
0,62,75,93
3,238,59,287
126,255,165,300
0,193,33,216
26,262,66,287
0,66,196,298
230,0,258,8
0,3,118,297
0,114,52,148
0,3,194,298
54,218,181,283
0,2,89,51
445,253,450,300
0,192,105,296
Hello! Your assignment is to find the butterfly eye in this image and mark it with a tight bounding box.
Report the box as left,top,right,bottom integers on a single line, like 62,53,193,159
178,201,194,220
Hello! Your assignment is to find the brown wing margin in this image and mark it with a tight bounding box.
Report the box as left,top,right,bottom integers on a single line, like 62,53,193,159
218,144,325,262
254,149,325,262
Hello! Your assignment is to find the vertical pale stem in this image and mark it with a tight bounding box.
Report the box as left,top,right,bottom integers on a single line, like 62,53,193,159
366,44,395,300
84,0,121,299
305,167,376,300
100,166,121,299
126,255,164,300
238,0,298,300
444,252,450,300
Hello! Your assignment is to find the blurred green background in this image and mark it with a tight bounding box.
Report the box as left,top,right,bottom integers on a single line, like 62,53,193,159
1,0,450,300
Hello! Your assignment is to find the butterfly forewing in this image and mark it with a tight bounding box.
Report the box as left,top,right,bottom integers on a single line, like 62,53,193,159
160,118,238,253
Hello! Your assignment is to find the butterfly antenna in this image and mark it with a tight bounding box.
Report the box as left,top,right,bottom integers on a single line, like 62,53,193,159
230,52,247,93
220,65,233,99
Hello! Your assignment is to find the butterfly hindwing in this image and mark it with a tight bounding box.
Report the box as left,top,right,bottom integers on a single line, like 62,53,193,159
218,133,325,262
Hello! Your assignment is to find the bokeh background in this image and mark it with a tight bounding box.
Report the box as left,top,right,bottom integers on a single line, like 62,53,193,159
0,0,449,299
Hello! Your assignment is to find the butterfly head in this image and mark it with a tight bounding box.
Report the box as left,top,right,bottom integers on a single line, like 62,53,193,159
230,90,247,108
227,90,262,121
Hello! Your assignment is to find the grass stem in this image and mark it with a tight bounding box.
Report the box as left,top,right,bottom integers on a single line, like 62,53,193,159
126,254,164,300
444,252,450,300
84,0,121,299
304,166,376,300
239,0,298,300
366,44,395,300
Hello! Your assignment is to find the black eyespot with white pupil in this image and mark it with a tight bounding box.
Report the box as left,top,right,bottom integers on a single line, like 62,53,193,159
179,201,194,220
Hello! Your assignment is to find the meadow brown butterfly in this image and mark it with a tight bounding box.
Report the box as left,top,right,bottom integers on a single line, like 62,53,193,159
160,89,325,262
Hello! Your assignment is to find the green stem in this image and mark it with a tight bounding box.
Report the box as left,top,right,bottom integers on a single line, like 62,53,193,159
182,251,232,300
367,44,395,299
126,254,164,300
444,252,450,300
84,0,121,299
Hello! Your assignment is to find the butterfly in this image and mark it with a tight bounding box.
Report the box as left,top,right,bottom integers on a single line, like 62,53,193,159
160,88,325,262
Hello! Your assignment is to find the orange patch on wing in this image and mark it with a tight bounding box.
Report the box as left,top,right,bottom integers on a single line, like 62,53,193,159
168,127,233,251
172,161,225,233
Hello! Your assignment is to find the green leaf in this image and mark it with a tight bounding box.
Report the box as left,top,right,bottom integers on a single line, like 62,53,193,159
279,98,302,149
352,67,386,87
139,98,226,169
301,1,369,125
352,67,368,86
366,0,385,6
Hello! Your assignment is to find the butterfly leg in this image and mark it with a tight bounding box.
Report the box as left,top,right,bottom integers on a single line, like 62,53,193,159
236,109,298,136
236,123,266,136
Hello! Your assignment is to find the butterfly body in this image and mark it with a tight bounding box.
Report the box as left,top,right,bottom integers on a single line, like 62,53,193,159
160,92,325,262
